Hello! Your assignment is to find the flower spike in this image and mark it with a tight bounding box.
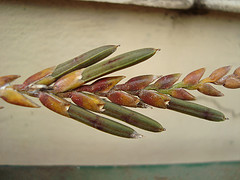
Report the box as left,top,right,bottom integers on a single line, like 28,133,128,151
1,45,239,138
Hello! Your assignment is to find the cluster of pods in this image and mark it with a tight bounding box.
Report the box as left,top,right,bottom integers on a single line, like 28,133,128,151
0,45,239,138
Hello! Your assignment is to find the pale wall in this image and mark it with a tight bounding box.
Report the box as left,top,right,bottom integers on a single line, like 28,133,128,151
0,0,240,165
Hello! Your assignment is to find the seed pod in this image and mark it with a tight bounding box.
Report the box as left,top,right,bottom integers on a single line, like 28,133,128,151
170,88,195,100
182,68,205,86
51,45,119,79
0,106,3,109
23,66,56,86
68,104,142,138
102,100,165,132
233,67,240,77
0,75,20,87
138,90,167,108
39,92,70,117
198,83,223,96
53,69,85,93
77,76,125,94
116,75,158,91
208,66,231,82
224,76,240,89
0,87,39,108
81,48,159,83
167,97,226,121
153,73,181,89
71,92,105,112
107,91,140,107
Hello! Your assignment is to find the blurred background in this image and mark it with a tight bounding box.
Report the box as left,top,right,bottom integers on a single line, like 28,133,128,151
0,0,240,166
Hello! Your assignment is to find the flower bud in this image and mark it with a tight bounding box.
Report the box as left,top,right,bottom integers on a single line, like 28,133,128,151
0,86,39,108
53,69,84,93
71,92,105,112
23,66,56,86
107,91,140,107
116,75,158,91
198,83,223,96
208,66,231,82
182,68,205,86
0,75,20,87
77,76,125,94
138,90,168,108
39,92,70,117
153,73,181,89
170,88,195,100
234,67,240,77
224,76,240,89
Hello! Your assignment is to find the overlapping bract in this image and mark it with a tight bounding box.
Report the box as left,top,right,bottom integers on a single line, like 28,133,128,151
1,45,239,138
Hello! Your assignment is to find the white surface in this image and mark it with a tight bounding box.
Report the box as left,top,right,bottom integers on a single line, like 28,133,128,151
80,0,240,13
0,0,240,165
80,0,194,9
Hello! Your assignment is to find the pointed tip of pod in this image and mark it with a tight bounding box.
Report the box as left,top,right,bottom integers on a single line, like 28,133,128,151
130,131,143,139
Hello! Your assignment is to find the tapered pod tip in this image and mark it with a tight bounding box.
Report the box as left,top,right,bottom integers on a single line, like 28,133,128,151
130,131,143,139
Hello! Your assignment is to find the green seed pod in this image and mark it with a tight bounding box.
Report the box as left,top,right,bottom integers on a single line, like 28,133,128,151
81,48,159,82
102,100,165,132
167,97,226,121
51,45,119,79
68,104,142,138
